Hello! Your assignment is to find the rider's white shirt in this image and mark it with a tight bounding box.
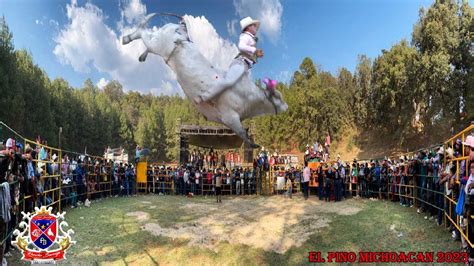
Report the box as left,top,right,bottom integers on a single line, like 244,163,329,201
238,32,257,56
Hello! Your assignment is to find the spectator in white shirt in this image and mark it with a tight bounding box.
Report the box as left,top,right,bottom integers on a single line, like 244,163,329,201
302,162,311,200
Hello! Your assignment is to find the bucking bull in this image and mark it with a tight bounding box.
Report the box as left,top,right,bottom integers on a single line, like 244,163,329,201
122,13,288,148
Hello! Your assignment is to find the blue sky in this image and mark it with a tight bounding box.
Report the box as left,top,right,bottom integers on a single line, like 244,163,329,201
0,0,448,95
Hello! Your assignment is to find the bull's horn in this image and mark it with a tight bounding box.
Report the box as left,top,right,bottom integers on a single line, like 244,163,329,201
160,12,183,20
138,13,157,29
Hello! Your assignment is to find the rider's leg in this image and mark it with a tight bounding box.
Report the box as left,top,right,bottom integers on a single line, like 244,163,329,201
195,60,247,103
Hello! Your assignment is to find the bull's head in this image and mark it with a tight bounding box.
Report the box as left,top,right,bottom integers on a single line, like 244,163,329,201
269,89,289,114
122,13,189,62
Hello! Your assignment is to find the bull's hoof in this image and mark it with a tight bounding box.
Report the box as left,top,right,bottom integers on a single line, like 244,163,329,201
122,36,131,45
139,53,148,62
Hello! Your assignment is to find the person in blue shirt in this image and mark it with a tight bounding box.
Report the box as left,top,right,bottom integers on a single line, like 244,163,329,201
124,164,131,196
374,161,381,198
135,145,141,163
75,160,86,203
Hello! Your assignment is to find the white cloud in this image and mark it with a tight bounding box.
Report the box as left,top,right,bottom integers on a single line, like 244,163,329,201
184,15,238,70
96,78,109,89
121,0,146,24
35,17,58,28
53,0,179,95
233,0,283,43
49,19,59,27
276,70,291,83
226,19,238,37
150,81,184,97
53,0,239,96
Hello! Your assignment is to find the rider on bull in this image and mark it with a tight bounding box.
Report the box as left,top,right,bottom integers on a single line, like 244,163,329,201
194,16,272,104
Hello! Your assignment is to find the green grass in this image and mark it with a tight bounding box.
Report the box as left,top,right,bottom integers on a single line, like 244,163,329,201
10,195,458,265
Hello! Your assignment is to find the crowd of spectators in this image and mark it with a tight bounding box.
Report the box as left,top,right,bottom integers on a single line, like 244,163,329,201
0,136,137,264
0,125,472,262
145,165,258,197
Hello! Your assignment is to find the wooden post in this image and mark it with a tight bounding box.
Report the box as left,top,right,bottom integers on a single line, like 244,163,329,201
176,118,182,164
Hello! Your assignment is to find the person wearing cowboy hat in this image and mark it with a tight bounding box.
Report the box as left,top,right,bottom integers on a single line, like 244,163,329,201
463,134,474,162
194,16,265,104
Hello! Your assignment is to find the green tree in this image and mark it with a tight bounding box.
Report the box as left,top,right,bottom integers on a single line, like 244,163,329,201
0,16,24,133
412,0,473,132
135,102,168,161
353,55,372,126
371,40,418,141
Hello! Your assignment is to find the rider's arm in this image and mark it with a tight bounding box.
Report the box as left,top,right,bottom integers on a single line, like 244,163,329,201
238,34,256,54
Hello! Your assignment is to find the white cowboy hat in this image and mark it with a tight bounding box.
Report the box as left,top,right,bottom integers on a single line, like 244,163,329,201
462,135,474,148
240,17,260,32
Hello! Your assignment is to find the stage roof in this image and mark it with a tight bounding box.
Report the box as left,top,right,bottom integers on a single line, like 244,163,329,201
179,125,246,149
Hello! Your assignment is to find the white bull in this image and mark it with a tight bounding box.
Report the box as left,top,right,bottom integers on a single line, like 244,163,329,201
122,14,288,148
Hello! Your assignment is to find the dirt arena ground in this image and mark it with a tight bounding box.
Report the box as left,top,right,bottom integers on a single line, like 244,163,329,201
10,194,458,265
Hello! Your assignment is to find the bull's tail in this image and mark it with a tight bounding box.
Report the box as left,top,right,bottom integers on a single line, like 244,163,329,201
160,12,183,20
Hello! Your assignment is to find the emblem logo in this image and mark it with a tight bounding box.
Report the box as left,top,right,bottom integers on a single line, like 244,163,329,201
12,206,76,262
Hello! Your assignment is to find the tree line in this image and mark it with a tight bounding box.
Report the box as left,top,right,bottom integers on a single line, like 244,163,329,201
0,0,472,160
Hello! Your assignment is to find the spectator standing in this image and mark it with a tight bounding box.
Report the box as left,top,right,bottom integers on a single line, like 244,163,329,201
334,165,342,201
235,168,241,195
302,162,310,200
190,168,196,195
135,145,141,163
215,171,223,203
195,169,200,195
325,167,333,202
317,167,324,200
183,169,189,195
286,173,293,199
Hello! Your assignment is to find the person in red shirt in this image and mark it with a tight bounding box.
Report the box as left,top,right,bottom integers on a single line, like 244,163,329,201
226,152,232,168
233,151,239,167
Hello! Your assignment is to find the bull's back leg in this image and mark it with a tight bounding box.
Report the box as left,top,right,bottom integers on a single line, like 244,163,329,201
221,111,259,149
